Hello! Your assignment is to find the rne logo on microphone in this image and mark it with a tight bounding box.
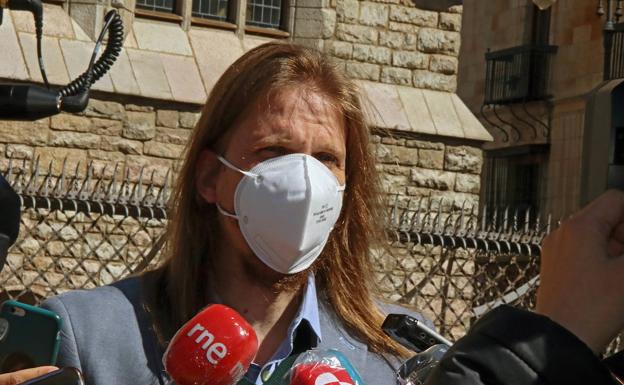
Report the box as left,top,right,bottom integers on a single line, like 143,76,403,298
186,323,228,364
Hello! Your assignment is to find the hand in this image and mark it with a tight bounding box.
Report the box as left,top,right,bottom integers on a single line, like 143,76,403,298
536,189,624,354
0,366,57,385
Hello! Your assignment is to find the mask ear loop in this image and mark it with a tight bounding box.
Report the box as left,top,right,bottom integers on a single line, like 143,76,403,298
216,203,238,219
217,155,258,179
215,155,257,219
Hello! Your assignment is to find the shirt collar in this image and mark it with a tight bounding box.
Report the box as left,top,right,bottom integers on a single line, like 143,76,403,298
296,273,322,342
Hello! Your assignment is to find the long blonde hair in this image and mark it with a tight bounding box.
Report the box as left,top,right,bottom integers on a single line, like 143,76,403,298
144,42,408,357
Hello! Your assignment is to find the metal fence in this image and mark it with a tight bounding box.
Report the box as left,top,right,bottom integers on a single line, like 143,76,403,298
372,196,544,341
1,156,621,352
1,157,169,302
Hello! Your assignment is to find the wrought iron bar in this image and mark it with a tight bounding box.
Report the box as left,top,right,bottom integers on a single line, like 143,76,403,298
2,156,172,219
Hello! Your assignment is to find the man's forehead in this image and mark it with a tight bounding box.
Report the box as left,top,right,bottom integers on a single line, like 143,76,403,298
243,89,346,142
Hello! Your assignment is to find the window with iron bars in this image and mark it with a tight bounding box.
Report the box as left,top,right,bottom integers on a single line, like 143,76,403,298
482,146,549,214
135,0,289,34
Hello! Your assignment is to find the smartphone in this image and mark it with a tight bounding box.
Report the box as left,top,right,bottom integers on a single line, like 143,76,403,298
21,367,84,385
0,300,62,373
382,313,452,352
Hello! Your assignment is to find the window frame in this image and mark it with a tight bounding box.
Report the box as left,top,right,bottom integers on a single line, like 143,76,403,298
135,0,184,22
481,144,550,213
133,0,292,38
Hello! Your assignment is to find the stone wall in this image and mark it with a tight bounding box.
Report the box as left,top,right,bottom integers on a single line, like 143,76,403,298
374,135,482,208
295,0,463,92
0,97,200,184
4,209,166,300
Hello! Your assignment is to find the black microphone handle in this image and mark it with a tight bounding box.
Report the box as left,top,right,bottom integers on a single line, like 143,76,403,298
0,84,60,116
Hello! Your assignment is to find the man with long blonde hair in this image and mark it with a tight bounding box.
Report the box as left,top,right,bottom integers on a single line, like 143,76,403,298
42,42,422,385
37,41,624,385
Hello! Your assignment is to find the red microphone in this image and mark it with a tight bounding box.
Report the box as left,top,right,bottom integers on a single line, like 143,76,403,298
163,304,258,385
289,364,356,385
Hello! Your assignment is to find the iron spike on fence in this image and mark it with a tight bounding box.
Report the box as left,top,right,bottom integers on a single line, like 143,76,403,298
53,158,67,199
41,160,54,198
399,197,412,231
142,170,158,207
389,193,400,228
410,197,424,233
156,168,171,208
25,156,40,196
1,155,173,219
78,161,94,201
67,161,82,200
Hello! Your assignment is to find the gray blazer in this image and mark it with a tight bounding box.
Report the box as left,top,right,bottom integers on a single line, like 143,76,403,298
42,277,428,385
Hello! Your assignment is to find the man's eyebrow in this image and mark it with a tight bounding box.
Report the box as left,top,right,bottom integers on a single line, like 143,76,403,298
252,135,344,156
251,135,292,148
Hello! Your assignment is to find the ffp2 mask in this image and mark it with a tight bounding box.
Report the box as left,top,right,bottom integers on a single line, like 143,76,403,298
215,153,345,274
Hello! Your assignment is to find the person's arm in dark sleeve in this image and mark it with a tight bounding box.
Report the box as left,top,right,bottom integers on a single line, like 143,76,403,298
425,305,617,385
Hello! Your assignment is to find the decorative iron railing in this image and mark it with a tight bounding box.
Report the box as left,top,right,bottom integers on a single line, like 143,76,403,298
3,156,621,352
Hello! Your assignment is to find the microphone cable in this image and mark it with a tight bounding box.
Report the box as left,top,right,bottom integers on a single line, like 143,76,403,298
34,2,49,89
0,8,123,117
59,9,123,111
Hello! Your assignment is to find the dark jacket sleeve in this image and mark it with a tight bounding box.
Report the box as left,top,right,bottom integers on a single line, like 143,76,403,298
425,306,617,385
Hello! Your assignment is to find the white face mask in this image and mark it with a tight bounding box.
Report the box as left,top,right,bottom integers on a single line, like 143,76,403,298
215,153,345,274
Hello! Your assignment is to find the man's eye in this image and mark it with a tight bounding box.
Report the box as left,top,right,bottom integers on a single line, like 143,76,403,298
315,153,339,165
259,147,287,157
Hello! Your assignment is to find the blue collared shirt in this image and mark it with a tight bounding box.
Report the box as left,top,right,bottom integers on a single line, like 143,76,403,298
244,274,322,385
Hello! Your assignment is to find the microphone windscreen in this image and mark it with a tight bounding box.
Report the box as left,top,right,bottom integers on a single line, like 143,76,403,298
283,349,364,385
289,364,356,385
0,175,20,245
163,304,258,385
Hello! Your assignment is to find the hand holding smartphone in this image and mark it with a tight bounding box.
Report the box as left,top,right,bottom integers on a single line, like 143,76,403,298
0,300,62,373
0,366,56,385
19,367,84,385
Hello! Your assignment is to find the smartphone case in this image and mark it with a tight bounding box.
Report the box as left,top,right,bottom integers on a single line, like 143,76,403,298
20,367,85,385
0,300,62,373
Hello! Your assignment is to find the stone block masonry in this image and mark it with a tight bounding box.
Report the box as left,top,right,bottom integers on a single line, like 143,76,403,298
0,97,201,186
295,0,463,92
374,133,482,210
